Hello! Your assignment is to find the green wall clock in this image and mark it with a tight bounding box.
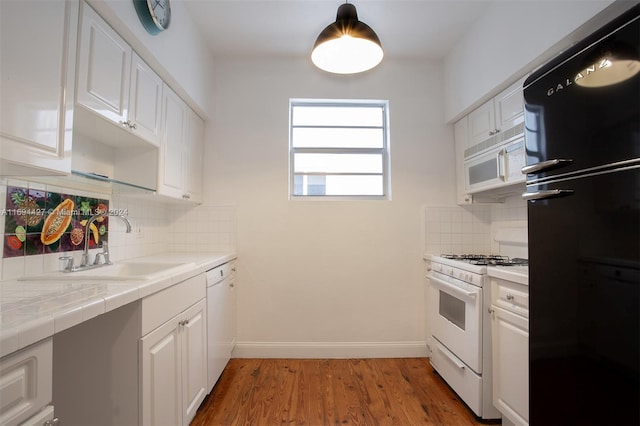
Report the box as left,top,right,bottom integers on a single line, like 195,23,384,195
133,0,171,35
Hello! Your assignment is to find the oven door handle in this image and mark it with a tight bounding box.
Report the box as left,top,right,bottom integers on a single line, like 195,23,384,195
429,274,478,301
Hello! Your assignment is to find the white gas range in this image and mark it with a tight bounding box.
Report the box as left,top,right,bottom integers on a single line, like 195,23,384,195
426,254,528,420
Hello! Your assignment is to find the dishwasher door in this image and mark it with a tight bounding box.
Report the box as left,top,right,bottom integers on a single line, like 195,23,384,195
206,262,236,392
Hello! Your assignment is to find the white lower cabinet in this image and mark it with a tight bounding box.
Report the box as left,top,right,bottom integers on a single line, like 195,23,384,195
140,273,207,426
17,406,55,426
141,299,207,426
0,339,53,426
51,272,208,426
490,277,529,426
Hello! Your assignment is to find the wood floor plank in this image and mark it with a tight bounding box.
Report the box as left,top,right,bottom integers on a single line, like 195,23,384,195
191,358,491,426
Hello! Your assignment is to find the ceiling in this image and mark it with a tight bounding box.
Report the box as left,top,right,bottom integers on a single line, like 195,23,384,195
182,0,494,60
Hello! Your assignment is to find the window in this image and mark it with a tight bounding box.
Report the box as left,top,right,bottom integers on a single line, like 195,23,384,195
289,99,390,199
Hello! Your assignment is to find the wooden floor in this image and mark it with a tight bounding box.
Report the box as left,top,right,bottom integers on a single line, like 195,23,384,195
191,358,492,426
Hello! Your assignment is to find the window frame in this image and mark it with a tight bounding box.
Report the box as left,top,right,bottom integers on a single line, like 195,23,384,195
288,98,391,200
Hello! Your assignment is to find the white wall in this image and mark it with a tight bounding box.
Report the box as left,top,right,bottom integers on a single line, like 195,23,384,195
205,57,455,357
443,0,615,121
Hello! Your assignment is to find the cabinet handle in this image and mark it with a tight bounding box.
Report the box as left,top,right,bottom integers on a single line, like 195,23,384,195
119,120,128,128
506,293,515,301
231,267,236,272
182,193,191,200
129,122,137,130
179,319,190,326
230,283,234,288
488,308,495,314
44,418,60,426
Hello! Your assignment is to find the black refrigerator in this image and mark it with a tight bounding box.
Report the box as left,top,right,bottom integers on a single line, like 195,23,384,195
523,3,639,425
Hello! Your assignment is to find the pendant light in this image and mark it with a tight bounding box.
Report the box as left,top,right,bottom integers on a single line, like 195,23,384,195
311,2,384,74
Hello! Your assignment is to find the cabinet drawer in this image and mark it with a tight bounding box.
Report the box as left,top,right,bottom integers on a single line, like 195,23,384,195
430,339,482,416
206,261,236,286
141,274,206,336
0,339,52,426
491,278,528,317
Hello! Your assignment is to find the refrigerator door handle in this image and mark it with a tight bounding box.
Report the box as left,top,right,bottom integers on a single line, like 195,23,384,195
522,189,574,201
521,158,573,175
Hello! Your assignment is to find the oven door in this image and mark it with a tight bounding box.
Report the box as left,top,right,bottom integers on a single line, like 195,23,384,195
428,271,483,373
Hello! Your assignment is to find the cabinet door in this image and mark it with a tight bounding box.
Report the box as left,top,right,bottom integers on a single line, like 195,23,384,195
141,319,182,426
129,53,163,146
0,0,77,175
184,109,205,203
76,2,131,126
158,85,187,198
467,99,495,147
491,305,529,425
494,78,525,132
0,338,52,426
181,300,208,426
454,118,472,205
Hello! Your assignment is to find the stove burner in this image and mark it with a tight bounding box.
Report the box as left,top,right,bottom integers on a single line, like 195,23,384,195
440,254,528,267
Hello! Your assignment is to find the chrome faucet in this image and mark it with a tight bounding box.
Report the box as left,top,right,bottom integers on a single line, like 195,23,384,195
60,212,132,272
80,212,132,267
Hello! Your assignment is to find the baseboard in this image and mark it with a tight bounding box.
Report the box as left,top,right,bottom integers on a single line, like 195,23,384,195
232,341,428,359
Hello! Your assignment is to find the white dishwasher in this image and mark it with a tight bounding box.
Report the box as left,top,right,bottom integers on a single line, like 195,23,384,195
206,261,237,392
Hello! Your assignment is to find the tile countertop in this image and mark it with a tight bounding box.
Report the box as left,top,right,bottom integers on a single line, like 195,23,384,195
0,252,236,358
486,265,529,286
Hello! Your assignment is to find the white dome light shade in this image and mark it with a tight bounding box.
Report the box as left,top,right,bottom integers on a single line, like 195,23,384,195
311,3,384,74
312,35,384,74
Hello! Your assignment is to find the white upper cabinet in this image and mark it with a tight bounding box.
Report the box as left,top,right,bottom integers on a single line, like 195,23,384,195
454,118,472,205
494,79,526,133
467,100,496,148
0,0,78,175
77,2,131,126
76,2,162,147
158,85,187,198
467,77,525,148
184,110,205,204
129,53,163,146
157,84,204,203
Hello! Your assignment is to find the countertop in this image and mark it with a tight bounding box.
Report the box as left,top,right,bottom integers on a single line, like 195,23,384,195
0,252,236,358
486,265,528,285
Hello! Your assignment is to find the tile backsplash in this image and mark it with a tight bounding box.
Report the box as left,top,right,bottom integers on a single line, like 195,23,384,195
425,193,528,256
0,177,237,281
3,184,110,259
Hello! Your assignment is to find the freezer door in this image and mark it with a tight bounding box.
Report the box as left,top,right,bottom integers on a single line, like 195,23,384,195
523,6,639,181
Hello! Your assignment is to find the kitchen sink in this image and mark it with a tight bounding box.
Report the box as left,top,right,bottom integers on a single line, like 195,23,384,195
19,261,196,281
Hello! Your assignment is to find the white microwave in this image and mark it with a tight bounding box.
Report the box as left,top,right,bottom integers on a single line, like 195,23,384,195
464,138,526,194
